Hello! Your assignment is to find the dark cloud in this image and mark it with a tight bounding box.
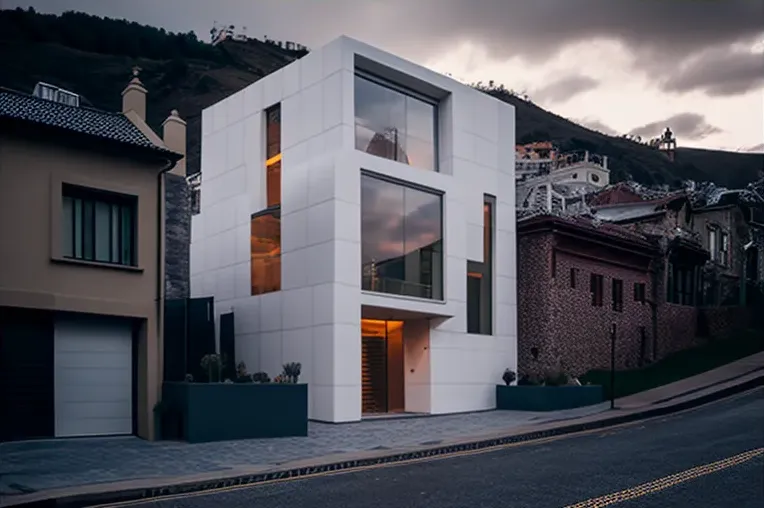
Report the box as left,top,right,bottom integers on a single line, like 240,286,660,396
361,175,441,264
533,75,599,104
659,46,764,96
9,0,763,97
574,117,619,136
628,113,722,141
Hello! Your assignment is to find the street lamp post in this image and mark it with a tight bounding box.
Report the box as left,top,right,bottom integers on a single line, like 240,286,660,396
610,323,617,410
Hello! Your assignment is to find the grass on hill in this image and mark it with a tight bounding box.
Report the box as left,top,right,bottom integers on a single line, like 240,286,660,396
580,329,764,400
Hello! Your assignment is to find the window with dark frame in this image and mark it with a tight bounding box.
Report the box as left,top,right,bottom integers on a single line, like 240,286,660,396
719,232,729,267
667,263,696,306
612,278,624,312
354,71,439,172
570,268,578,289
590,273,604,307
61,184,137,266
467,196,494,335
361,172,443,300
634,282,646,303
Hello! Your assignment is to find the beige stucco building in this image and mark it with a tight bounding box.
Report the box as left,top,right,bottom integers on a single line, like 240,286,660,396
0,75,184,441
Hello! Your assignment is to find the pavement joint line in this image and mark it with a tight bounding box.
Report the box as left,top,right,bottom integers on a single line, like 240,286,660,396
5,379,764,508
562,447,764,508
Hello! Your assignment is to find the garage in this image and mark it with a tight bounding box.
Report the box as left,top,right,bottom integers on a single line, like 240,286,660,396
54,315,134,437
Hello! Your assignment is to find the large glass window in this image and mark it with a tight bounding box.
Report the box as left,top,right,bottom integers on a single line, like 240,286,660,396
361,173,442,300
61,184,136,266
250,208,281,295
354,73,438,172
467,197,494,335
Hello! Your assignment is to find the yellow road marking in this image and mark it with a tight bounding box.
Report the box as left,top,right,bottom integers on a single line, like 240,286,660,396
95,387,764,507
564,447,764,508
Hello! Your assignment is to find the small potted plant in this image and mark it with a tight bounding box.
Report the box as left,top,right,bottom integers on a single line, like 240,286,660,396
502,368,517,386
496,368,604,411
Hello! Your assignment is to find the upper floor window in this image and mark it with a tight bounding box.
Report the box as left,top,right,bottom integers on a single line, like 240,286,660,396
354,72,438,172
361,172,443,300
634,282,646,303
708,226,730,267
61,184,137,266
590,273,604,307
612,278,624,312
265,104,281,207
467,196,495,335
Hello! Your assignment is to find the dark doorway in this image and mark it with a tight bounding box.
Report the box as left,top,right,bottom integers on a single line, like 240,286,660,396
163,297,216,382
219,312,235,380
0,307,55,442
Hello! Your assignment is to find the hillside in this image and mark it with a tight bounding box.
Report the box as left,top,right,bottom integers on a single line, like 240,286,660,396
1,7,761,188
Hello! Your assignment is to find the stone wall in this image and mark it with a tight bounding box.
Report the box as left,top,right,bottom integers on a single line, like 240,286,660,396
700,306,753,341
165,173,190,300
517,229,655,378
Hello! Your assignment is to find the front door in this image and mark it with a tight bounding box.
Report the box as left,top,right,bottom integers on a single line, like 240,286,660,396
361,319,404,414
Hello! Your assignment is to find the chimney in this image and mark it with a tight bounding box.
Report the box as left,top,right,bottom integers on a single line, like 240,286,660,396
162,109,186,176
122,66,147,120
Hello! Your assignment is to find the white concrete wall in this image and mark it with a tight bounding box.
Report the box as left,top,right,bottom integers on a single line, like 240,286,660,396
191,35,517,422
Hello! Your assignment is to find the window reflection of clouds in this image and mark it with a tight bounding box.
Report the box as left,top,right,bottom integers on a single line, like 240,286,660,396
354,74,437,171
361,175,442,264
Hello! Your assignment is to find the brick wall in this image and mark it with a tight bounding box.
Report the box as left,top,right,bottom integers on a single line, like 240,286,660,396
518,227,655,378
517,233,554,376
700,306,753,341
548,250,653,376
165,173,190,300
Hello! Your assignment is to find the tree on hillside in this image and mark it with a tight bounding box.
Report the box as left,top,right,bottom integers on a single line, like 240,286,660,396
0,7,223,62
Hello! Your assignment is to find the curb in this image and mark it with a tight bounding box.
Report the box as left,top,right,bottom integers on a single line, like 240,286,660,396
11,374,764,508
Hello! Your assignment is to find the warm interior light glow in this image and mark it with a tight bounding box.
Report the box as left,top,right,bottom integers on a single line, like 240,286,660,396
266,152,282,167
361,318,404,337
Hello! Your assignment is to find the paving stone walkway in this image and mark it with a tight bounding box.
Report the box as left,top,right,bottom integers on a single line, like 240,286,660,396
0,403,609,496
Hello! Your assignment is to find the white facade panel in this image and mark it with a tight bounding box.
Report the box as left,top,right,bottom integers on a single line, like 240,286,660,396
54,316,133,437
191,35,517,422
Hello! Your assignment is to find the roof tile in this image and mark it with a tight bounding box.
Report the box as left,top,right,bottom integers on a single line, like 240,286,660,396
0,89,176,157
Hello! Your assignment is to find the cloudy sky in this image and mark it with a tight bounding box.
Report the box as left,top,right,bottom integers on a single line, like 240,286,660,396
8,0,764,152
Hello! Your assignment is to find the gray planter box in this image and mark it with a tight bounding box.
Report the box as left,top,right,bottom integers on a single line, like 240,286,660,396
161,382,308,443
496,384,604,411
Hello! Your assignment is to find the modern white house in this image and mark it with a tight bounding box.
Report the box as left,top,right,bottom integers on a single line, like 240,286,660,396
190,35,517,423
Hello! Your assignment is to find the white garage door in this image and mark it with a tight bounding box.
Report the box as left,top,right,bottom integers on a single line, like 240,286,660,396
54,316,133,437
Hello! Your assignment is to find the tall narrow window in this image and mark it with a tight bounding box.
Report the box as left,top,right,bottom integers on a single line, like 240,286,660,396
265,104,281,207
467,196,494,335
250,208,281,295
61,184,137,266
612,278,623,312
590,273,604,307
719,232,729,267
708,228,718,262
251,103,282,295
634,282,646,303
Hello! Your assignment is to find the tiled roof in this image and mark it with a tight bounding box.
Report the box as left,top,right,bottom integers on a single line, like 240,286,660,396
0,88,177,157
518,213,656,250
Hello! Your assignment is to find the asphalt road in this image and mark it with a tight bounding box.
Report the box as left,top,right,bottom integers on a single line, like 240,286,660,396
124,389,764,508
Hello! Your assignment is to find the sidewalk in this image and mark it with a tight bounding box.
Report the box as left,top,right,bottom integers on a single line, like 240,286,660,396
2,352,763,507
